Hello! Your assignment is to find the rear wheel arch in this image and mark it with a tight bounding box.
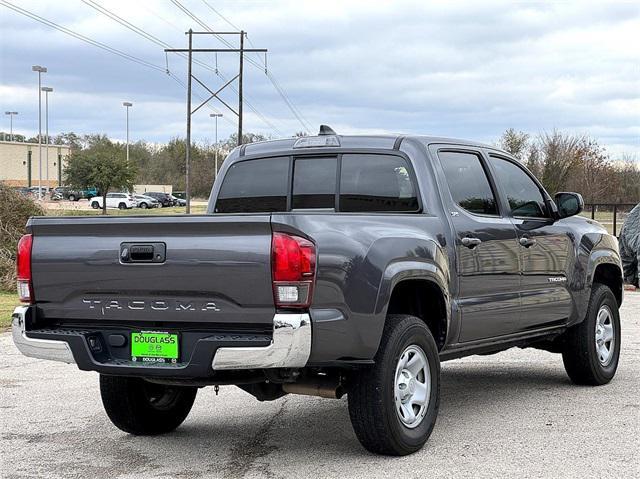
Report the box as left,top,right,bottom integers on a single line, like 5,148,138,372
384,278,449,351
592,263,623,306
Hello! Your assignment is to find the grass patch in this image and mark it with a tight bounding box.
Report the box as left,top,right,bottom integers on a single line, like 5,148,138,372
0,291,17,331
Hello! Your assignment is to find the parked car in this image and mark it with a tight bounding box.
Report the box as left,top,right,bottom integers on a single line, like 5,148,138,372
12,128,623,456
53,186,81,201
84,187,99,199
12,187,31,197
25,186,50,198
143,191,174,207
170,194,186,207
133,194,160,209
90,192,137,210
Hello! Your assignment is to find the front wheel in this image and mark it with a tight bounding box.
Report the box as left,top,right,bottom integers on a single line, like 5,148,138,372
562,283,621,385
91,201,100,209
100,375,197,435
68,194,76,201
140,202,148,209
348,314,440,456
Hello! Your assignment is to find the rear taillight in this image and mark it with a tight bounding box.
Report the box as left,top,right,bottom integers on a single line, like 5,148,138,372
272,232,316,308
16,234,33,303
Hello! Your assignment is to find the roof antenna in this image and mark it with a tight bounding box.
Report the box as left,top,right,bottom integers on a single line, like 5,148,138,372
318,125,336,136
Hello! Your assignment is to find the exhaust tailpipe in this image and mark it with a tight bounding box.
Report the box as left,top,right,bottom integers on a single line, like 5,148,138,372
282,378,344,399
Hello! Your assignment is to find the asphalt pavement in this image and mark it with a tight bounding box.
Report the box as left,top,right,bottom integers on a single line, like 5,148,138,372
1,293,638,479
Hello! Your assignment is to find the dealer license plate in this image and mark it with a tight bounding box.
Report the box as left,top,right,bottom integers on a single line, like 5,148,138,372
131,331,179,363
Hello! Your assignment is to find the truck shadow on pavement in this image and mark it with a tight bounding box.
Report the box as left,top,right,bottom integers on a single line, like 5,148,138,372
160,362,575,463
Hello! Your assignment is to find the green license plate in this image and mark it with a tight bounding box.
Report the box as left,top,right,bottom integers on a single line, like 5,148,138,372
131,331,179,363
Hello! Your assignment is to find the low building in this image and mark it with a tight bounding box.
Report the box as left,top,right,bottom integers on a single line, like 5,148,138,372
0,140,71,187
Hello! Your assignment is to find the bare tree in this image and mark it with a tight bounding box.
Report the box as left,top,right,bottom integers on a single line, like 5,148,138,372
539,130,583,195
498,128,530,161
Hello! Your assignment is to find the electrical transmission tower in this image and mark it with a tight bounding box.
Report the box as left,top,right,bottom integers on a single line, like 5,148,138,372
165,29,267,213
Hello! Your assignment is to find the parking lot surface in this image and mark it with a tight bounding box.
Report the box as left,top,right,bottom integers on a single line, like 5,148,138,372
1,293,638,479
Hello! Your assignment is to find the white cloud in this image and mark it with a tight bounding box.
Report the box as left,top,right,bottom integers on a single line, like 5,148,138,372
0,0,638,156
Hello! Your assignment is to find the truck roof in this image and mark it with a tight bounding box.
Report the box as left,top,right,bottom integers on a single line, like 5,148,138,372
232,131,500,160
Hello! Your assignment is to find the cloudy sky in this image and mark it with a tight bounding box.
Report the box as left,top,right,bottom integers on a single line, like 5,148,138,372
1,0,639,156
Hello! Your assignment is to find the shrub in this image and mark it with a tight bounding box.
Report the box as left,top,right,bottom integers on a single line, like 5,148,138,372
0,184,45,291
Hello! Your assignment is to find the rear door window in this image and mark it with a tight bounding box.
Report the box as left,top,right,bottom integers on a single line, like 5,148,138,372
339,154,419,212
438,151,499,216
215,157,289,213
292,157,337,209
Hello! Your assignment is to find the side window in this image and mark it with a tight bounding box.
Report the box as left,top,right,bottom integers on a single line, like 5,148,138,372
489,156,547,218
339,154,419,212
438,151,498,216
216,157,289,213
292,157,337,209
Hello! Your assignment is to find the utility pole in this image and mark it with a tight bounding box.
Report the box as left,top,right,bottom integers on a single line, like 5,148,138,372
238,31,244,145
165,31,267,214
32,65,47,200
5,111,18,141
123,102,132,162
185,29,193,214
210,113,222,179
42,87,53,190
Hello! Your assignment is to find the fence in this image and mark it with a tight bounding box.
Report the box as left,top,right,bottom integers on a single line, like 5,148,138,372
582,203,638,236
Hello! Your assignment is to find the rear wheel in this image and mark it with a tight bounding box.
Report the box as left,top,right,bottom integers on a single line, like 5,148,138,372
91,201,99,209
118,202,126,210
68,194,76,201
562,283,621,385
348,314,440,455
100,375,197,435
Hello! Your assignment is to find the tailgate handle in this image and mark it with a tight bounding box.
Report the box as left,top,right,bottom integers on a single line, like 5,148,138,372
120,242,166,263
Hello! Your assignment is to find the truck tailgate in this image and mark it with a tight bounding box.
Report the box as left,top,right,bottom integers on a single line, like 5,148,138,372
28,215,275,327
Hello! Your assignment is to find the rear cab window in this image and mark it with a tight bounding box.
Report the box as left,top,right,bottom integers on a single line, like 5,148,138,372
215,153,420,213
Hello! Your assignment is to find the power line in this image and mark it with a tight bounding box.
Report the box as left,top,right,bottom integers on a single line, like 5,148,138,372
200,0,240,31
85,0,284,135
80,0,266,132
0,0,235,132
170,0,310,134
1,1,165,72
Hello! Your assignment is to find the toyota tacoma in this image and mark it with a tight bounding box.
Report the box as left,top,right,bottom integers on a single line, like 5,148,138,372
12,126,623,455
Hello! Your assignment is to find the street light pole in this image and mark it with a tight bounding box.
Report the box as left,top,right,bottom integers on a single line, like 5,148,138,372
41,87,53,191
210,113,223,180
32,65,47,200
123,102,132,162
5,111,18,141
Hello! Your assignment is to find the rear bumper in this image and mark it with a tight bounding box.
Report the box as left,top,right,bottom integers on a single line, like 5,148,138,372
12,307,75,363
11,306,311,376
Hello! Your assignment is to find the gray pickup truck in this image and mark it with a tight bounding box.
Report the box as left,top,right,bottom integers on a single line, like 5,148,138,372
12,127,623,456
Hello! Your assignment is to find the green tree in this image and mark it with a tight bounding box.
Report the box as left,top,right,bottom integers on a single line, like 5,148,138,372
63,138,137,214
53,132,83,150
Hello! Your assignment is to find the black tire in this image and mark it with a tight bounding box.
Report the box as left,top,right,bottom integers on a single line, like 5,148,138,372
118,202,126,210
91,201,100,209
140,202,148,209
562,283,621,385
100,375,197,435
68,194,76,201
348,314,440,456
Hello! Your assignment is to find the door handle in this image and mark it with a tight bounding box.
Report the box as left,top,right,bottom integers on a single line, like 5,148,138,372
120,242,166,263
461,237,482,249
519,237,536,248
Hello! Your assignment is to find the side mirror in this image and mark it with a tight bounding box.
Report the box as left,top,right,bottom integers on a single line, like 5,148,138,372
555,192,584,219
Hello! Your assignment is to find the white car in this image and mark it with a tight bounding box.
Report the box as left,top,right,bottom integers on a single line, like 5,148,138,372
90,193,137,210
133,194,161,209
